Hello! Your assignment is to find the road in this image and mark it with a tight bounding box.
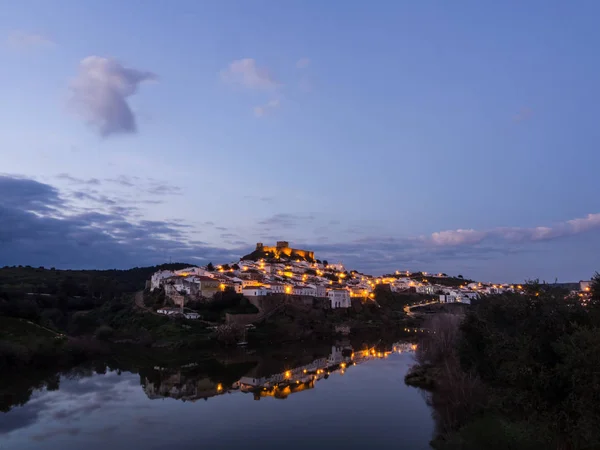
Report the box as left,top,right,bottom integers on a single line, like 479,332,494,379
404,301,440,317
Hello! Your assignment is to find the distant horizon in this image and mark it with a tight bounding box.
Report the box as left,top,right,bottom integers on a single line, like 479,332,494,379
1,252,593,286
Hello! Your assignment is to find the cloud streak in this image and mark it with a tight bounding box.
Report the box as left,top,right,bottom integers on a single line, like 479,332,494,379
1,174,598,279
425,214,600,247
69,56,156,137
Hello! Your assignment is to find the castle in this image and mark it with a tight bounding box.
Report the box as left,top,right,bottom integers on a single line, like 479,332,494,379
255,241,315,261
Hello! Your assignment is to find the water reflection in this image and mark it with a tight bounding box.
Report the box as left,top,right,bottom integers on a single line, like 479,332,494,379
140,343,416,403
1,341,431,450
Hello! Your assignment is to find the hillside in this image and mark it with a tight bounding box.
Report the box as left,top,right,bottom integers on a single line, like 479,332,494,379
0,263,192,297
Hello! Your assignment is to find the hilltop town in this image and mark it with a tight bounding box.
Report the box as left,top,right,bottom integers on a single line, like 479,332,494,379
149,240,579,322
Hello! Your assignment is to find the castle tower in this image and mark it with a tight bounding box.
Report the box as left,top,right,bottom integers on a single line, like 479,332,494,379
256,243,264,250
276,241,289,249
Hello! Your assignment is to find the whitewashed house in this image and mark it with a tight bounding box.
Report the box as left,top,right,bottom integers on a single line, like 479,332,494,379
183,312,201,320
268,283,285,294
328,289,351,309
157,307,180,316
150,270,175,291
314,285,327,298
242,286,268,297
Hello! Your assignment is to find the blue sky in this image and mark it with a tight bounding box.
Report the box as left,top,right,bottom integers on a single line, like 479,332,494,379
1,0,599,282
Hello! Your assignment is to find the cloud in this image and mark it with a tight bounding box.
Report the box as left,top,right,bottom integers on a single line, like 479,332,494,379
425,214,600,248
1,174,598,280
0,175,243,268
57,174,101,186
430,229,487,246
220,58,279,90
513,107,533,122
6,31,54,50
254,98,280,117
296,58,310,69
69,56,156,137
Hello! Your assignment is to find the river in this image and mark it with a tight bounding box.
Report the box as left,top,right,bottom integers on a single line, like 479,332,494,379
0,341,434,449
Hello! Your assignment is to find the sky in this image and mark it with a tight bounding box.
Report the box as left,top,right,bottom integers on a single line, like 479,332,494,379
1,0,599,282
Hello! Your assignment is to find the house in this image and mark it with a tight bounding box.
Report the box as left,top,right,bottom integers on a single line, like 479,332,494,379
327,289,351,309
439,292,474,305
416,285,435,295
150,270,175,291
314,285,327,298
157,307,181,316
242,286,268,297
196,276,223,298
268,283,285,294
293,285,316,297
183,312,201,320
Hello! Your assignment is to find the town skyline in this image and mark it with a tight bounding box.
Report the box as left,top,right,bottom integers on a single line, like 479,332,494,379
2,1,599,282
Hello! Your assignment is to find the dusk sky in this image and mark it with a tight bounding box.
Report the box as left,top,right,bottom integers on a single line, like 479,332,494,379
1,1,599,282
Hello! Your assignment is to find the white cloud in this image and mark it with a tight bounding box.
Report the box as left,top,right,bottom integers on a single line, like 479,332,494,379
221,58,279,90
254,98,280,117
428,213,600,247
430,229,487,246
69,56,156,137
296,57,310,69
567,213,600,234
6,31,54,49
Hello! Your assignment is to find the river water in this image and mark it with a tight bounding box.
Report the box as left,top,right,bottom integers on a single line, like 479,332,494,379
1,342,434,449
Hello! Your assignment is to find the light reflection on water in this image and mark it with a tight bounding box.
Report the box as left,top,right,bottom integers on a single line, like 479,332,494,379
1,342,433,450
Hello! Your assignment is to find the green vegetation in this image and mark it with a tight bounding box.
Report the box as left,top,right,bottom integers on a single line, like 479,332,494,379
409,277,600,449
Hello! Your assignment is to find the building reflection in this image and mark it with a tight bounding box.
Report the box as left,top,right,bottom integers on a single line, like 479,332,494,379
141,342,416,402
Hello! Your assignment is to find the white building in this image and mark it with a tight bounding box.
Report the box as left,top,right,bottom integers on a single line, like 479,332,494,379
439,292,475,305
293,285,316,297
328,289,351,309
151,270,175,291
242,286,268,297
268,283,285,294
416,285,436,295
314,285,327,298
157,307,181,316
183,312,201,320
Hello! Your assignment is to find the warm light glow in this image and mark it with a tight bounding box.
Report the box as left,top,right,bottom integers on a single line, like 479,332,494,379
217,383,223,391
219,283,225,291
285,371,291,379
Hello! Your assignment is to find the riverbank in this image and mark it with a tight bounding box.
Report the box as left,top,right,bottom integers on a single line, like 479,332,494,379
404,283,600,450
0,302,421,373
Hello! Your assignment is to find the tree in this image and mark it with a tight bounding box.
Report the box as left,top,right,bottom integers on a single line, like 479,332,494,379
591,272,600,301
206,262,215,272
323,260,329,267
458,275,463,279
